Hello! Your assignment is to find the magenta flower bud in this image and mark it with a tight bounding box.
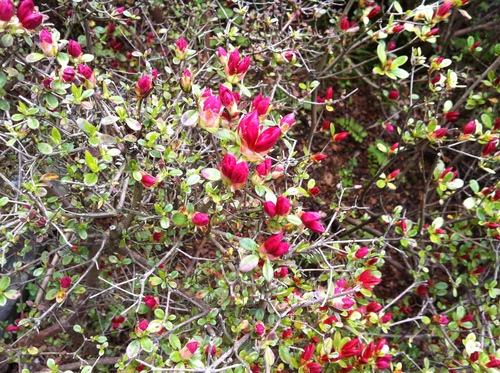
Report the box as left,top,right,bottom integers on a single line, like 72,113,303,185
61,67,75,82
20,12,42,29
227,49,241,75
310,153,327,162
276,196,291,216
137,319,149,331
263,201,277,217
175,37,188,60
17,0,34,21
136,76,152,98
463,121,476,135
387,169,400,180
141,174,156,188
255,158,272,178
388,41,396,51
68,39,82,58
264,232,283,252
388,90,399,100
253,127,281,153
42,77,54,89
275,267,289,278
237,56,251,74
255,322,265,336
221,153,236,180
251,94,271,118
60,276,71,289
205,345,217,356
340,16,349,31
355,247,369,259
279,113,295,133
231,161,249,189
445,111,459,122
219,84,239,116
39,28,55,56
77,64,93,79
0,0,14,22
341,297,355,309
143,295,158,309
436,1,452,18
192,212,210,227
186,341,199,354
301,212,325,233
271,242,291,257
392,24,404,33
221,48,251,83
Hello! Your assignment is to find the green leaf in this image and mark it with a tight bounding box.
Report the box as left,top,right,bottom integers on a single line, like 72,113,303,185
240,238,259,251
38,142,53,154
239,255,259,273
391,55,408,68
1,34,13,47
286,214,303,226
85,150,100,173
26,53,45,63
377,42,387,66
101,116,120,126
0,276,10,291
27,117,39,129
84,173,98,186
262,260,274,282
125,118,141,131
201,168,221,181
0,197,8,207
213,129,236,141
186,174,201,186
391,68,410,79
56,52,70,67
4,289,20,300
172,212,188,226
45,93,59,110
169,334,181,350
264,347,275,366
140,337,153,352
126,340,141,359
181,110,199,127
51,127,62,145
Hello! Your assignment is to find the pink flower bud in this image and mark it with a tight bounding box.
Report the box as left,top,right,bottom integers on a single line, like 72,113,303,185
141,174,156,188
186,341,199,354
175,38,188,60
68,40,82,58
436,1,452,18
387,41,396,51
276,196,291,216
230,161,249,189
61,67,75,82
192,212,210,226
0,0,14,22
275,267,289,278
136,76,152,98
60,276,71,289
388,90,399,100
355,247,369,259
279,113,295,133
199,94,222,129
255,322,265,336
180,69,193,92
387,169,400,180
301,212,325,233
252,127,281,153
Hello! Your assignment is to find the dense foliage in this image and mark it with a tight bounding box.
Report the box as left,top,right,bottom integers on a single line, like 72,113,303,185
0,0,499,372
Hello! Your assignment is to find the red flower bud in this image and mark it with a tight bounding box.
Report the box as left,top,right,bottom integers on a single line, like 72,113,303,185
387,41,396,51
366,301,382,313
136,76,152,97
68,40,82,58
445,111,460,122
332,132,349,142
392,25,404,33
433,128,448,139
205,345,217,356
388,169,400,180
301,212,325,233
340,16,349,31
138,319,149,331
482,139,498,157
77,64,93,80
301,343,315,361
255,159,272,178
141,174,156,188
310,153,327,162
264,232,283,252
251,94,271,118
309,186,320,196
381,312,392,323
263,201,277,217
470,41,481,52
186,341,199,354
388,90,399,100
60,276,71,289
153,232,164,242
192,212,210,226
305,362,322,373
367,6,381,18
436,1,452,18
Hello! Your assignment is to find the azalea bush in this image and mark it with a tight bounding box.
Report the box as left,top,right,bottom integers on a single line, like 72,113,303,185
0,0,499,373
